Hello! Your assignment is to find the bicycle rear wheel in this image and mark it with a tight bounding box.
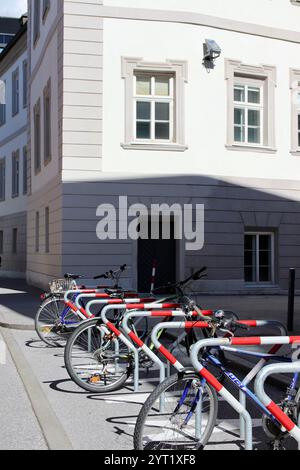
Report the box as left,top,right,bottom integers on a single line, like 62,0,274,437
35,297,79,347
134,372,218,450
64,317,132,393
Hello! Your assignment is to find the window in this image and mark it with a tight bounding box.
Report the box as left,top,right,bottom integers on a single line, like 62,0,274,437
226,60,276,152
12,68,19,116
121,58,188,151
244,232,275,284
12,150,20,198
33,0,40,44
0,158,5,201
43,0,50,21
43,80,51,164
23,60,28,108
0,231,3,254
290,69,300,154
12,228,18,254
0,80,6,126
35,212,39,252
45,207,50,253
134,74,174,142
23,146,28,195
34,99,41,173
234,80,263,145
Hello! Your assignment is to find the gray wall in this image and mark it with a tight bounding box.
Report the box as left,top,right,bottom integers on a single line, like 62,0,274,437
0,211,27,277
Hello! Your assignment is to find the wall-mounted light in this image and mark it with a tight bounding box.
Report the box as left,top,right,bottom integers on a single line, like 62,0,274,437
203,39,222,70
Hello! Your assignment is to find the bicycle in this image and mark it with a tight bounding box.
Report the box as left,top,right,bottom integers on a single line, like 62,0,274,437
134,322,300,450
35,265,131,347
63,268,238,393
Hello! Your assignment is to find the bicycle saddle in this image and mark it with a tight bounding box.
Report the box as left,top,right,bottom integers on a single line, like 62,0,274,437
64,273,82,280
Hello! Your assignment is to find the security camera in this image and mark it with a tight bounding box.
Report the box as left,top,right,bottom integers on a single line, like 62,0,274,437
203,39,222,69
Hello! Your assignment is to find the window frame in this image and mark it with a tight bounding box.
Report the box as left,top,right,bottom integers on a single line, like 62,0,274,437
12,150,20,198
290,69,300,155
121,57,188,151
35,211,40,253
234,78,264,146
0,79,6,126
225,60,277,153
34,98,41,174
45,207,50,253
0,158,5,202
134,73,175,143
43,79,52,165
23,60,28,109
42,0,50,22
23,146,28,195
244,231,275,285
12,228,18,254
33,0,41,46
12,67,19,117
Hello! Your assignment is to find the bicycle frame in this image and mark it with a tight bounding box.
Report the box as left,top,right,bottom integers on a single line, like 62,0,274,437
190,336,300,450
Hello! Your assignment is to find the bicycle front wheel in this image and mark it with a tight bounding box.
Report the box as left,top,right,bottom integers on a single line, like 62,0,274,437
134,372,218,450
64,317,132,393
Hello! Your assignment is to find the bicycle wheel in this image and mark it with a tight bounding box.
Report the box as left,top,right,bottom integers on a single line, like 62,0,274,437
35,297,79,347
134,372,218,450
64,317,133,393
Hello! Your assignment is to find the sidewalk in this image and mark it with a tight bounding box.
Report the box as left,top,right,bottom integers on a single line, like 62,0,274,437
0,278,42,329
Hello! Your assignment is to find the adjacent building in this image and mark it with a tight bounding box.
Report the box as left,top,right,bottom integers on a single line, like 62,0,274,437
3,1,300,293
0,18,27,278
0,17,21,52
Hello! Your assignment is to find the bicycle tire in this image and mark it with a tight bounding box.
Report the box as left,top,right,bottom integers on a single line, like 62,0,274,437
64,317,132,393
134,371,218,450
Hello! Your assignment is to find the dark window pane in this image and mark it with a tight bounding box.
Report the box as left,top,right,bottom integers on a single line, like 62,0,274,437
259,267,271,283
245,234,255,250
155,122,169,140
136,122,150,139
259,235,271,250
234,108,245,125
244,251,254,266
245,267,256,283
259,251,270,266
234,126,245,142
155,102,169,121
136,101,151,120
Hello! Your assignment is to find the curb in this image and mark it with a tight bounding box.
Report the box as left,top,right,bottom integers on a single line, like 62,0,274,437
0,321,35,331
0,319,73,450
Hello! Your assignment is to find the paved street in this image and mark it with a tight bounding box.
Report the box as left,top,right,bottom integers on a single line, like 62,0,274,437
0,279,299,450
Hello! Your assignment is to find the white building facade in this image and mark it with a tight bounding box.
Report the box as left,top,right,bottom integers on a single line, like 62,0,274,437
3,0,300,292
0,22,28,277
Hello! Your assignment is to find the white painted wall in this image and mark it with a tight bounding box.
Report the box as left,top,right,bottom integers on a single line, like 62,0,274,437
0,49,27,217
102,17,300,181
103,0,300,32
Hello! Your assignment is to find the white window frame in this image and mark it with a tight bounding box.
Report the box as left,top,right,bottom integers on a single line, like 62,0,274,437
121,57,188,151
244,231,275,285
43,79,52,164
134,73,174,144
225,60,277,153
234,79,264,146
290,69,300,155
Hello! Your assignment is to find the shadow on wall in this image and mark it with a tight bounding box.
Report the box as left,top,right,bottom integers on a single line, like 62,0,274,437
39,173,300,292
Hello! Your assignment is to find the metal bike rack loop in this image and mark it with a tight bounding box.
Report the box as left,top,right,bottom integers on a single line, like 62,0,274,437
255,361,300,448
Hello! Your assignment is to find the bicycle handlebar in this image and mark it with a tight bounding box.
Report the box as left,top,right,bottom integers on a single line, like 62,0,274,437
152,267,207,294
93,264,127,280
